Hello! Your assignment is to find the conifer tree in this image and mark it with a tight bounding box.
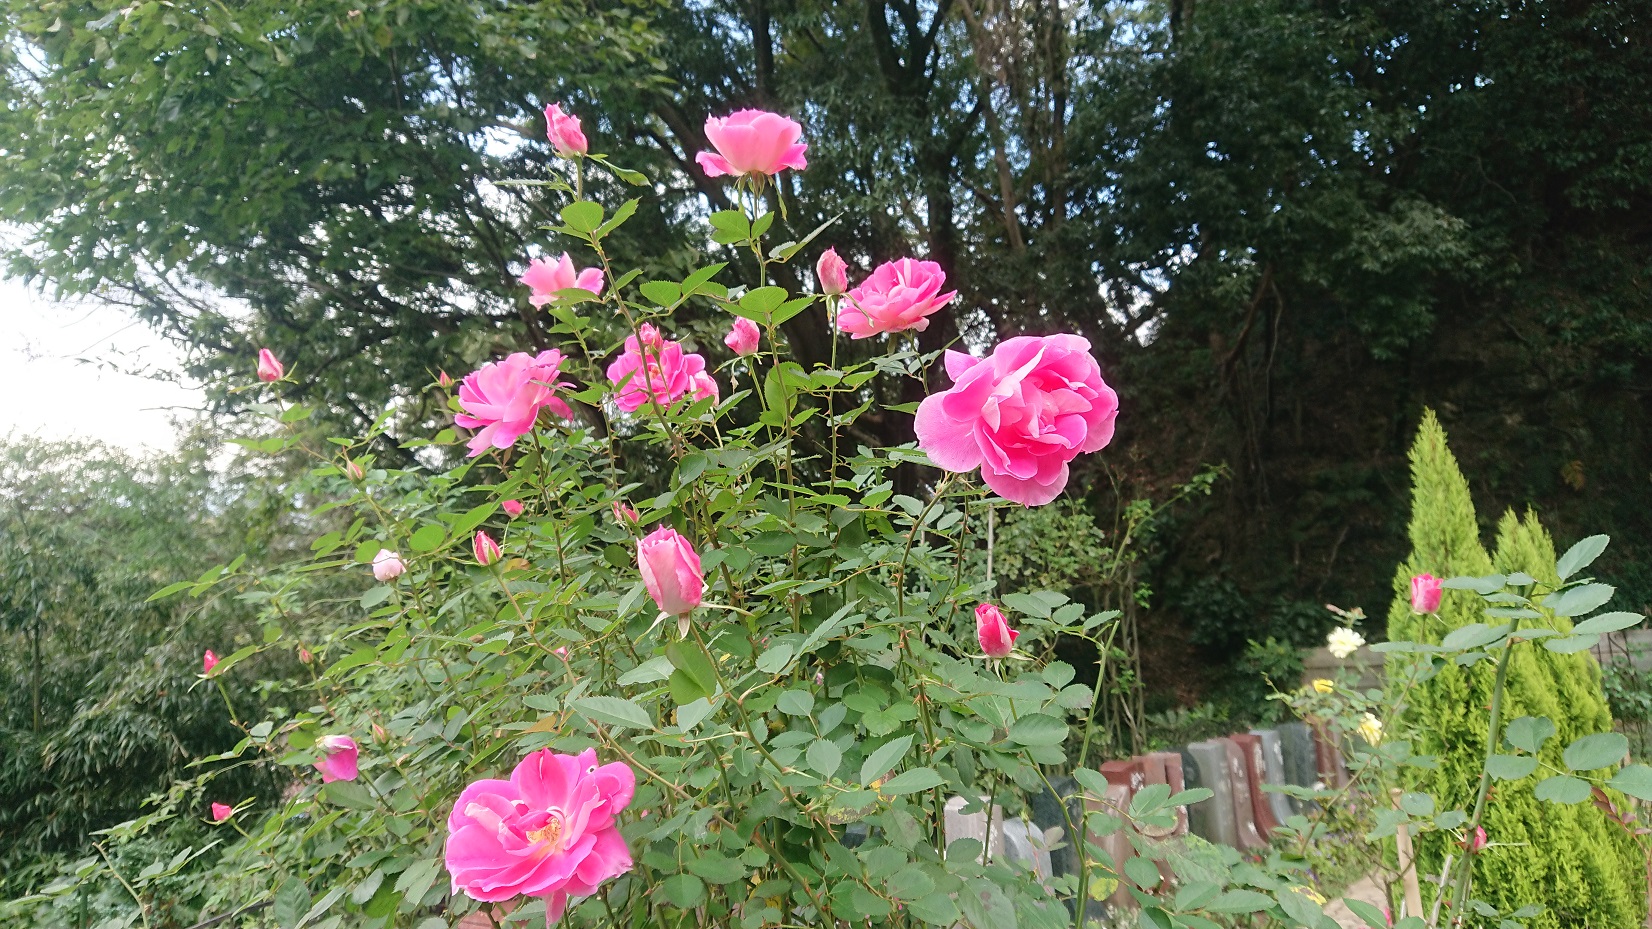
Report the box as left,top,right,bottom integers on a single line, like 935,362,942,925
1386,411,1643,927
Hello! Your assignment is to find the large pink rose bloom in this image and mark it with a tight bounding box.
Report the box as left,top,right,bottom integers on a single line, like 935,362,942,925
605,325,718,413
445,748,636,924
694,109,807,178
637,525,704,616
520,254,604,307
838,258,956,339
455,351,574,457
915,335,1118,506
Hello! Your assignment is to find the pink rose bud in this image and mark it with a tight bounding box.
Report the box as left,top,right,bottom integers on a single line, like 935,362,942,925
445,749,635,922
975,603,1019,658
724,317,761,356
298,645,312,664
344,459,365,481
816,247,848,295
554,646,570,660
502,499,524,518
1410,573,1443,614
437,370,454,389
202,649,220,675
473,531,502,567
694,109,808,178
636,526,704,616
544,103,589,156
612,501,639,525
1470,825,1488,853
314,734,360,783
838,258,956,339
256,348,284,382
210,802,234,823
372,722,388,742
372,549,405,583
636,322,665,351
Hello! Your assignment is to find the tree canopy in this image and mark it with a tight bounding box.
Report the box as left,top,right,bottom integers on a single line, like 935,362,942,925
4,0,1650,696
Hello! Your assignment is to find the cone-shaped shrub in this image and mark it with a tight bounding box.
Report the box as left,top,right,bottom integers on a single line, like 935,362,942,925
1387,411,1643,927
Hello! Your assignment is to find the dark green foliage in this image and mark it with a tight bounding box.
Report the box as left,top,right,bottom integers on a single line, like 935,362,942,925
1387,412,1643,927
0,438,288,893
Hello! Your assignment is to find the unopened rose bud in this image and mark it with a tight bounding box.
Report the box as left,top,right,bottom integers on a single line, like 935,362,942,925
437,370,454,389
202,649,220,675
473,531,502,567
502,499,524,518
816,247,848,295
211,802,234,823
724,317,761,356
256,348,284,382
344,459,365,481
298,646,312,664
372,722,388,742
372,549,405,582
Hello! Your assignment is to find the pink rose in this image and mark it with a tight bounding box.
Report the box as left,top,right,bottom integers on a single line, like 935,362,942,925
501,499,524,518
455,351,574,457
520,254,604,307
544,103,588,157
210,802,234,823
372,549,405,583
256,348,284,382
314,735,359,783
694,109,807,178
838,258,956,339
445,748,635,923
474,531,502,567
437,370,454,389
915,335,1119,506
202,649,220,675
605,329,718,413
1410,573,1443,614
1470,825,1488,853
975,603,1019,658
724,317,761,356
816,247,848,295
637,526,704,616
611,501,639,525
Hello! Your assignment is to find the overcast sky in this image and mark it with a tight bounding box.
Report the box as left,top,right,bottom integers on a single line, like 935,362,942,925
0,278,207,453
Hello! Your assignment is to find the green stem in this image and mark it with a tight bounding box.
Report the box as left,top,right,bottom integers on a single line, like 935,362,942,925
1448,616,1523,923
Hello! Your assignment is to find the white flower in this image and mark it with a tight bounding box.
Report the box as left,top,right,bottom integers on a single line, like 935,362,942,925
1358,712,1384,745
1326,626,1365,659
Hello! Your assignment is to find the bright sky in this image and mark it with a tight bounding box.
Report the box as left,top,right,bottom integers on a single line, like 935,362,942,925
0,278,206,453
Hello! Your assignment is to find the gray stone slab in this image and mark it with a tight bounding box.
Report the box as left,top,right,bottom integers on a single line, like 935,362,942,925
1028,775,1080,882
1184,740,1238,847
1278,722,1317,812
943,795,1004,862
1250,728,1297,825
1001,818,1055,884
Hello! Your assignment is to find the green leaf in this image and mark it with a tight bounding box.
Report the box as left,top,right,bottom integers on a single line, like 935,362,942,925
1207,889,1273,913
1544,583,1615,618
659,873,706,908
1123,855,1160,890
676,697,714,733
808,739,843,778
665,641,718,699
1534,775,1593,803
1608,764,1652,801
1563,732,1628,771
1556,534,1609,580
408,524,445,552
273,879,311,929
640,280,682,307
1442,623,1507,651
685,852,746,885
1544,634,1600,653
905,890,961,925
1346,900,1389,927
1001,591,1053,618
571,695,654,731
880,767,944,794
1487,754,1539,781
561,201,604,234
755,643,795,675
861,735,914,784
777,690,814,716
1007,713,1068,747
320,780,374,810
1571,612,1644,635
1504,716,1556,754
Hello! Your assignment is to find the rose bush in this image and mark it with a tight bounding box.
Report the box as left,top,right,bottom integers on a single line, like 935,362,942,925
11,102,1649,929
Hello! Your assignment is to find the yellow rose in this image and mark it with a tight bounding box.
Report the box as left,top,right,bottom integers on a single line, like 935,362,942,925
1358,712,1384,745
1312,678,1334,694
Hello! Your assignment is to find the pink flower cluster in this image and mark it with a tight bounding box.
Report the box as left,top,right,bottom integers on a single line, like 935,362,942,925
605,324,718,413
916,335,1118,506
446,748,635,924
455,351,573,457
